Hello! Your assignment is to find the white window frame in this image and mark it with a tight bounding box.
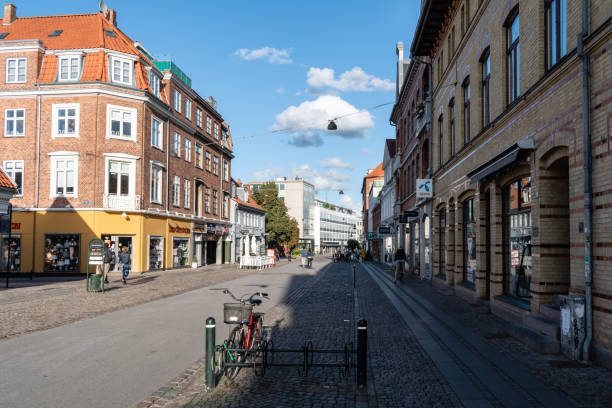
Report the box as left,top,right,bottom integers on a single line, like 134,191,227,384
106,104,137,142
172,132,181,157
51,103,79,138
184,138,191,162
223,160,229,181
214,123,219,140
205,187,211,213
184,179,190,209
48,152,79,198
110,56,133,86
6,57,26,83
206,116,211,134
174,90,181,112
151,116,163,150
103,155,137,197
206,151,211,172
212,189,218,215
150,162,163,204
196,108,202,128
2,160,23,196
58,53,82,81
185,98,192,120
213,156,219,175
149,71,161,98
195,143,203,168
4,108,25,137
172,175,181,207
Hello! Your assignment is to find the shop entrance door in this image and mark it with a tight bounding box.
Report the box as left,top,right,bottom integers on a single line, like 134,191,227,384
109,235,133,272
206,240,216,265
224,241,231,264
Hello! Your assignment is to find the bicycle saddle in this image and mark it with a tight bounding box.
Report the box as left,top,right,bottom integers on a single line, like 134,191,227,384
250,298,262,305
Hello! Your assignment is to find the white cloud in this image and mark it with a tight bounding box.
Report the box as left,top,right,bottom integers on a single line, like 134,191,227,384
234,47,293,64
274,95,374,141
361,148,375,155
338,194,361,213
295,90,302,96
288,131,323,147
307,66,394,92
293,164,351,192
275,87,284,94
320,157,353,169
252,166,284,180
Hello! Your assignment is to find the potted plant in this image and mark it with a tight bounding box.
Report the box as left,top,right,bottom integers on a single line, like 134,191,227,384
192,258,198,268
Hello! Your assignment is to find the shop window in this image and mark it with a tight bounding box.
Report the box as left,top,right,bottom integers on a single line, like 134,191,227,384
1,235,21,272
149,236,163,270
413,222,419,267
504,177,532,299
439,209,446,277
463,197,476,284
173,237,189,267
44,234,80,272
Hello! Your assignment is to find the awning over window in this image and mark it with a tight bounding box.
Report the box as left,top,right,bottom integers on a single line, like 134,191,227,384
467,139,533,184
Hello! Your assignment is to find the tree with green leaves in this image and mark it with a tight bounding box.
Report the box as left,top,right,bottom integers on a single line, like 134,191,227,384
347,239,359,251
252,182,299,248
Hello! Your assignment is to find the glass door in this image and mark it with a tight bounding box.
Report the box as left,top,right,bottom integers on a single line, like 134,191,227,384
504,177,532,300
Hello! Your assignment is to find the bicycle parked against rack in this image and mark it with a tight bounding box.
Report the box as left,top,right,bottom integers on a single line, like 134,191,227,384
220,289,268,379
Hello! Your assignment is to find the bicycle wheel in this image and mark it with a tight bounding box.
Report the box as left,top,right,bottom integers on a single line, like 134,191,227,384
248,316,264,350
224,326,245,379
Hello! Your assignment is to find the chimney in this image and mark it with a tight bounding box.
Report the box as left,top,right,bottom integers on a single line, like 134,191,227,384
3,4,16,25
104,8,117,26
396,42,404,97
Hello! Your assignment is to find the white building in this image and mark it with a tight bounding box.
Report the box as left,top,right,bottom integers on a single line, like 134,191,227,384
313,199,359,254
247,177,315,249
366,180,383,253
230,182,266,264
380,139,399,264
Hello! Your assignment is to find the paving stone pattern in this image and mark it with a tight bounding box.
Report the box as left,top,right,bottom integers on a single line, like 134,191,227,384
378,264,612,408
0,265,254,340
138,259,461,408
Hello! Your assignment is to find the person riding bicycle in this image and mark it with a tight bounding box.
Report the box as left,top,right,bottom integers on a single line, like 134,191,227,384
394,247,406,284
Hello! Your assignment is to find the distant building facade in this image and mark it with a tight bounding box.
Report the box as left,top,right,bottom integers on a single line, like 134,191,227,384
313,199,359,254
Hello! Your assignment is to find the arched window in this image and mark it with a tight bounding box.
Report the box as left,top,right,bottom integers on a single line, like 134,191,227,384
449,98,456,156
463,76,471,143
438,114,444,167
480,48,491,127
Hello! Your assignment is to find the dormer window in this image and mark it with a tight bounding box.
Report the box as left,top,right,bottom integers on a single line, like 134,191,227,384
149,71,160,98
110,56,133,86
58,55,81,81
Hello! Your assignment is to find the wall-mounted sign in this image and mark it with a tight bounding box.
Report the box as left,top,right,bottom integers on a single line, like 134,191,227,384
169,224,191,234
367,232,377,240
378,226,391,235
240,229,251,235
416,179,433,198
193,223,206,232
207,223,216,234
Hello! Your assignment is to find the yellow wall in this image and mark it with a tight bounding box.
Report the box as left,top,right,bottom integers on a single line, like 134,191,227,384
7,210,195,274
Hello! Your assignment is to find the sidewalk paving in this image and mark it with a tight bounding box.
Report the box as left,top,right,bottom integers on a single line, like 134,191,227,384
0,263,254,341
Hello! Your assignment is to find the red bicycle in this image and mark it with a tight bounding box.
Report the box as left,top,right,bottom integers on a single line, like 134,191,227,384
221,289,268,379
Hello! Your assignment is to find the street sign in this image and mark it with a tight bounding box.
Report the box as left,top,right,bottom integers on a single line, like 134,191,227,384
88,239,104,265
377,226,391,235
367,232,377,240
416,179,433,198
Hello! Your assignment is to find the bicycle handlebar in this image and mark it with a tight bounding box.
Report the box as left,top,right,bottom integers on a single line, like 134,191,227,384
223,289,269,303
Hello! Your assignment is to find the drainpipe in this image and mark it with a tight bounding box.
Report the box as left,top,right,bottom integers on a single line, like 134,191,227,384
427,61,433,280
578,0,593,362
32,90,41,272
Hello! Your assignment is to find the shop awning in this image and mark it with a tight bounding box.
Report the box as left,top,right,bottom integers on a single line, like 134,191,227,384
467,139,534,184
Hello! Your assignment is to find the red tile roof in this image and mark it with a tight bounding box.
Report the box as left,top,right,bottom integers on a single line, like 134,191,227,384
366,162,384,178
0,168,17,191
233,196,265,212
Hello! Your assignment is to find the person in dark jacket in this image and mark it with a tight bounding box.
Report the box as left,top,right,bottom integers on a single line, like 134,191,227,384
393,247,406,284
102,238,114,284
118,246,131,284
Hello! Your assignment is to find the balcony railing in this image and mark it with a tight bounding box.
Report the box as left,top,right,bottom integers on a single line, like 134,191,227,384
415,102,431,136
103,194,141,210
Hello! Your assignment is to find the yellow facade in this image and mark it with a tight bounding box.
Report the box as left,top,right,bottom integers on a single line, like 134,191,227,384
5,210,198,273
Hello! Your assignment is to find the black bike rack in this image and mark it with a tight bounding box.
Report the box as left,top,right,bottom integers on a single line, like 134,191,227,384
204,318,368,390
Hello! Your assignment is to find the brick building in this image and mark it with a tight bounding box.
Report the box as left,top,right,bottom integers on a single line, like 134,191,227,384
0,4,233,273
360,162,384,250
390,41,433,276
411,0,611,363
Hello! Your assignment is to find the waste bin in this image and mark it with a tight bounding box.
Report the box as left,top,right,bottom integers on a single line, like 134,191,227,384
88,274,102,292
559,294,586,360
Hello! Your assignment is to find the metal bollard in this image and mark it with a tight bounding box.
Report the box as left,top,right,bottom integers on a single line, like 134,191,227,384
205,317,216,390
357,318,367,386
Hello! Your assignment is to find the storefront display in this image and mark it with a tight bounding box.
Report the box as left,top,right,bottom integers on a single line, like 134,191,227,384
463,198,477,284
1,235,20,272
505,177,532,299
44,234,80,272
149,236,164,270
173,237,189,267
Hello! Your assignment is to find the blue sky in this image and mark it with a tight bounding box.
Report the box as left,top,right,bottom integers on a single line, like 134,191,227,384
19,0,420,211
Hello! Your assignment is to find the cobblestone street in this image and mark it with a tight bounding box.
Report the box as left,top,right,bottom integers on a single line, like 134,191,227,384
0,264,252,340
137,260,612,408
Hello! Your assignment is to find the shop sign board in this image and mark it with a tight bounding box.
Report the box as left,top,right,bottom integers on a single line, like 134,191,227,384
215,225,224,235
367,232,377,240
169,224,190,234
0,203,11,233
416,179,433,198
207,223,216,234
87,238,104,265
378,226,391,235
240,229,250,235
193,223,206,232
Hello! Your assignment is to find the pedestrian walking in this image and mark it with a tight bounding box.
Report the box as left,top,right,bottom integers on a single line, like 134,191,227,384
287,247,292,262
118,246,131,284
393,247,406,284
360,248,366,263
307,248,313,268
102,237,114,284
300,248,307,268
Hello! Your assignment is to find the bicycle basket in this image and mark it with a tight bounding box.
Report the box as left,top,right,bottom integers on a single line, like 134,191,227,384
223,303,252,324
